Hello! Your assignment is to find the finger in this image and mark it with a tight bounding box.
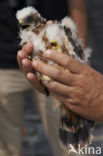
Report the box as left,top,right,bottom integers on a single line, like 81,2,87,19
51,93,75,111
22,42,33,56
17,50,24,71
42,80,74,97
22,58,33,74
17,42,33,71
47,20,53,25
32,60,76,86
44,50,85,74
51,93,81,114
27,73,46,94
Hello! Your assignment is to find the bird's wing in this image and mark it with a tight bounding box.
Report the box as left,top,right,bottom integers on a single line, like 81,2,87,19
59,18,94,151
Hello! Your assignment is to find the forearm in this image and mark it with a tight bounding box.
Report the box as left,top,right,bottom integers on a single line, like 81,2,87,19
68,0,88,48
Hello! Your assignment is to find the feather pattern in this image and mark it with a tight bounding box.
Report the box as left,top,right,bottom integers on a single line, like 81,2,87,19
16,7,94,152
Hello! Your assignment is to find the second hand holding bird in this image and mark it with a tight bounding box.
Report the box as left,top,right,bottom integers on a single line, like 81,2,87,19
31,48,103,122
18,42,103,122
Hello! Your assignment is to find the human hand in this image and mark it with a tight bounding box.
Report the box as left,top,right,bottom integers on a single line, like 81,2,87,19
17,21,53,94
32,50,103,122
17,42,46,94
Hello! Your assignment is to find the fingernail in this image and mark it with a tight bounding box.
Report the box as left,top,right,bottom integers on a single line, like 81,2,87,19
32,61,38,67
44,50,52,57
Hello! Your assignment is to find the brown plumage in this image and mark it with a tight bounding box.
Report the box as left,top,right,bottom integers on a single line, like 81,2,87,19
16,6,94,153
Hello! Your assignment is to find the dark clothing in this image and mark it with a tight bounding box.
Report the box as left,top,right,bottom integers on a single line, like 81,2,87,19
0,1,19,68
0,0,68,69
38,0,69,20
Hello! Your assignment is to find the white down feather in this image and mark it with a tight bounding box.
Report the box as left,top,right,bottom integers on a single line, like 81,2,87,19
16,7,40,20
20,28,46,54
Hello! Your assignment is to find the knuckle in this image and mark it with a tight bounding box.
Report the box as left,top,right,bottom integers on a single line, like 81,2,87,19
23,45,30,52
66,88,73,96
82,67,90,75
64,57,72,67
83,70,89,76
18,50,25,59
70,92,82,104
75,94,84,103
75,81,82,87
67,77,76,86
74,78,85,89
54,69,61,78
70,78,76,85
23,43,33,53
49,82,57,90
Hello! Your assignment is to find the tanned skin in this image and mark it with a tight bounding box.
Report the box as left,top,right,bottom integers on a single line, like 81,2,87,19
17,43,103,122
69,0,88,48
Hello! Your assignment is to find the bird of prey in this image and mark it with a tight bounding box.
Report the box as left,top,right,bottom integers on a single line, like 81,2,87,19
16,7,94,152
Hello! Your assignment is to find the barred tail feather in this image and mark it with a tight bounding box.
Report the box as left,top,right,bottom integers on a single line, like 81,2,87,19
59,105,94,152
59,125,93,151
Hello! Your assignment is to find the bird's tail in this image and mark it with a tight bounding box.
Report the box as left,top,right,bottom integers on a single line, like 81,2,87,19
59,105,94,152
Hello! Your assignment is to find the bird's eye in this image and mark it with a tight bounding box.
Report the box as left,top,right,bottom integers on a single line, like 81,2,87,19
27,16,34,23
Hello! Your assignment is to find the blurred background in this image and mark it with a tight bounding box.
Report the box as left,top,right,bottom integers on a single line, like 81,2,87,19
22,91,53,156
0,0,103,156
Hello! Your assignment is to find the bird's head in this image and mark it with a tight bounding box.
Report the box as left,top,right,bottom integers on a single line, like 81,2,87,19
16,7,46,29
